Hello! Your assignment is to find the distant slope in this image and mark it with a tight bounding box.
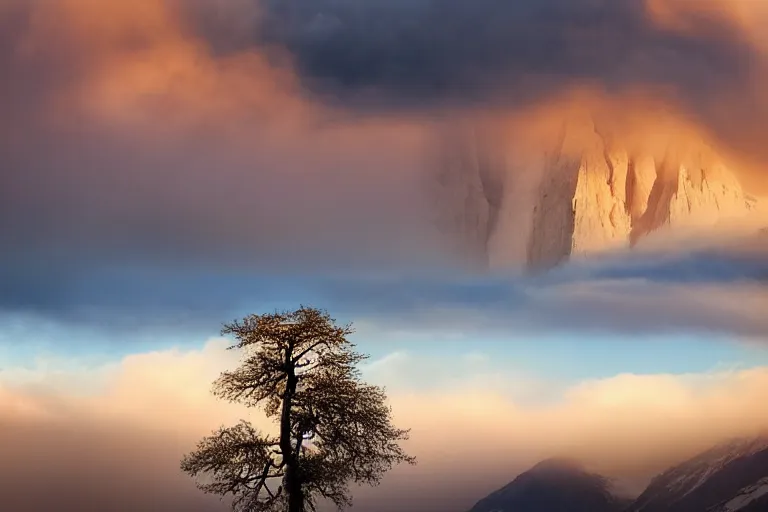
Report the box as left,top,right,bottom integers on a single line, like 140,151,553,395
468,437,768,512
467,458,628,512
627,437,768,512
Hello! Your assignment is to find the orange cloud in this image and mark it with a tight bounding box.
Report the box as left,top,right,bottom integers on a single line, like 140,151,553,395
16,0,303,131
641,0,768,182
645,0,768,50
443,86,768,198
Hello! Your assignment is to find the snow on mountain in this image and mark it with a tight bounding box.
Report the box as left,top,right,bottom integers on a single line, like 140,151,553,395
643,438,768,503
718,477,768,512
466,436,768,512
627,436,768,512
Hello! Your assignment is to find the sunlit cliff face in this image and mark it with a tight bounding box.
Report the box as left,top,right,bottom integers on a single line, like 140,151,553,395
429,94,766,272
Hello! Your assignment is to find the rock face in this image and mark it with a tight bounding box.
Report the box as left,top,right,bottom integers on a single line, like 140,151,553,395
467,458,629,512
526,125,755,271
431,121,757,272
627,437,768,512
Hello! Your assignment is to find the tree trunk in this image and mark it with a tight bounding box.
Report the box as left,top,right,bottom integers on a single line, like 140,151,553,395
282,355,304,512
287,477,304,512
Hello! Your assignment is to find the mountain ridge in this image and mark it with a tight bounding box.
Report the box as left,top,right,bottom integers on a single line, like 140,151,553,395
526,122,757,271
627,436,768,512
468,436,768,512
467,457,627,512
432,123,762,273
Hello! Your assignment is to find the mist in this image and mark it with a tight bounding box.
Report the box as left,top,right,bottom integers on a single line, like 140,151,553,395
2,1,768,510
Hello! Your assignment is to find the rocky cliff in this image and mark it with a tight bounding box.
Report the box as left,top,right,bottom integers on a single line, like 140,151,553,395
526,123,756,271
431,122,758,272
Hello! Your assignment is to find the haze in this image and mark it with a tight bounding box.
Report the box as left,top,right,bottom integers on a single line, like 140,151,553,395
2,1,768,511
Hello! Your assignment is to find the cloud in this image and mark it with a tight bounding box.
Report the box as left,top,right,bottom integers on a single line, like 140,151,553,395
2,341,768,511
3,233,766,339
251,0,768,162
0,0,448,280
644,0,768,51
0,340,237,512
259,0,750,101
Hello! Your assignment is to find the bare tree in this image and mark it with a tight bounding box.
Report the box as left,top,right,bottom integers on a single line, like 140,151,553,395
181,306,415,512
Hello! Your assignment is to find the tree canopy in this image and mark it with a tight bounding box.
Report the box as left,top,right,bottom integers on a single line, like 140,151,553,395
181,306,415,512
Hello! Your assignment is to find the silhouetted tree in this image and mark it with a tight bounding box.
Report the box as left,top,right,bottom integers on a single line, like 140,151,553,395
181,307,415,512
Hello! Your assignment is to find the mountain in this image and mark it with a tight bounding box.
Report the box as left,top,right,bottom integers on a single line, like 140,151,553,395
467,458,629,512
627,436,768,512
431,121,759,272
468,437,768,512
526,123,756,271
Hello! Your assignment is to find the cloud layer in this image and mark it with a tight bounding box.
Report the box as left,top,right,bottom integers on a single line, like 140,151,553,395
3,341,768,511
259,0,751,103
3,232,766,341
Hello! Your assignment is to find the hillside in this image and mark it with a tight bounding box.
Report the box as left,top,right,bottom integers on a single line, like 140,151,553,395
468,437,768,512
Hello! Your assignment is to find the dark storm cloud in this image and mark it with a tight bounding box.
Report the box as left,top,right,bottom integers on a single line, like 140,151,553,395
183,0,768,184
250,0,755,108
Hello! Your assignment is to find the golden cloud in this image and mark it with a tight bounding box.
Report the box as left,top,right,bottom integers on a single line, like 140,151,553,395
645,0,768,50
2,342,768,510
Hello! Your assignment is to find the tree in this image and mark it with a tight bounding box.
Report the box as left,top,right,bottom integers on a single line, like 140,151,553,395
181,306,416,512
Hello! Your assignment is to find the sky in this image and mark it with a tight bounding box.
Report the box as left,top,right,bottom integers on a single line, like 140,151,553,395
2,0,768,511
